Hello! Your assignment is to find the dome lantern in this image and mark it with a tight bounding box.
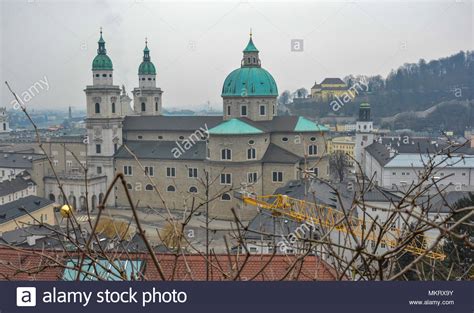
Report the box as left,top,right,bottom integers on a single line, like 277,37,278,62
241,29,261,67
138,38,156,75
92,28,113,71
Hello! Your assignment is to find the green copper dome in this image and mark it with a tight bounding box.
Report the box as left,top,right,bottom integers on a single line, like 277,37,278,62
92,54,113,70
138,62,156,75
138,41,156,75
92,30,113,71
222,67,278,97
222,34,277,97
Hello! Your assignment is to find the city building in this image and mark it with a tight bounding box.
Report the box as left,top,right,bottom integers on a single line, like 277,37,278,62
327,136,355,166
0,195,56,235
0,171,37,205
0,152,44,182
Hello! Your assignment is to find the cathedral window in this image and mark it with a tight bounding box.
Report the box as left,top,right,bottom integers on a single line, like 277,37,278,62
102,74,107,77
145,184,154,191
155,102,159,111
145,166,154,176
124,165,133,176
308,144,318,156
259,105,266,116
221,149,232,160
227,106,231,115
221,193,231,201
166,167,176,177
189,186,198,193
220,173,232,185
95,103,100,114
272,171,283,182
241,105,247,116
167,185,176,192
188,168,198,178
95,144,101,154
112,102,116,113
141,102,146,112
247,148,256,160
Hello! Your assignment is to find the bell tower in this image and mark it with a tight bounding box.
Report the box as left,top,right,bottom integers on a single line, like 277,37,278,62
85,29,124,199
133,39,163,115
355,103,375,172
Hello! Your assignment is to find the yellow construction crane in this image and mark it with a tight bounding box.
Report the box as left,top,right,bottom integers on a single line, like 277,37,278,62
241,193,446,261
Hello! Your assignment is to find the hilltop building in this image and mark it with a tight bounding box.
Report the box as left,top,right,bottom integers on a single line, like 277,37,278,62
310,78,351,102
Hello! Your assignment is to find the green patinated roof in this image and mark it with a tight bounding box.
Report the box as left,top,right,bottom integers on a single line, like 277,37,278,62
92,54,113,70
294,116,329,132
138,61,156,75
209,118,264,135
243,37,259,53
222,67,277,97
138,42,156,75
92,30,113,70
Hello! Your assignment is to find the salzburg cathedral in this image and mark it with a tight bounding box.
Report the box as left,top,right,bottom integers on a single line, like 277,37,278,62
36,30,330,220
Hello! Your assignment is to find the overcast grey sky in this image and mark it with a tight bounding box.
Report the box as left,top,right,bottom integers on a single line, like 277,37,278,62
1,0,472,111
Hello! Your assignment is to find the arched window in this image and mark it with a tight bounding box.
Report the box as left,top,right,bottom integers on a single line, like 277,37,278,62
155,102,159,111
221,193,231,201
259,105,266,116
227,105,231,115
111,102,116,114
145,184,153,191
309,144,318,156
189,186,198,193
167,185,176,192
141,102,146,112
221,148,232,160
95,103,100,114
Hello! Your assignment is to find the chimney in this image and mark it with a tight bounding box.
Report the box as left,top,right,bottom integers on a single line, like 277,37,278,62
27,236,37,246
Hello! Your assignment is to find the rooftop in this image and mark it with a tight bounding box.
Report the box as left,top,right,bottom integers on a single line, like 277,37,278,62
115,140,206,161
0,152,43,169
209,118,264,135
0,195,55,225
0,247,340,281
0,172,36,197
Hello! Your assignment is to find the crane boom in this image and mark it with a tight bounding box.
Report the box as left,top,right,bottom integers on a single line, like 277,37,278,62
242,193,446,261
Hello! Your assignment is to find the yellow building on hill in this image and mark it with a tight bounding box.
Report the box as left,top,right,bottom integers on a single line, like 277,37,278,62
311,78,351,101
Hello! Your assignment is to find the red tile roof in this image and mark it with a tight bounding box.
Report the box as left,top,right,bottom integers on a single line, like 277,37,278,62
0,247,342,281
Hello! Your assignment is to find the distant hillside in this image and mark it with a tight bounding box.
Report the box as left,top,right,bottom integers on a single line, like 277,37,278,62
287,51,474,133
349,50,474,118
381,100,474,134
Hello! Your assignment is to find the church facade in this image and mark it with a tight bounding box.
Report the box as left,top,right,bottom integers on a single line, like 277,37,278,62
49,31,331,220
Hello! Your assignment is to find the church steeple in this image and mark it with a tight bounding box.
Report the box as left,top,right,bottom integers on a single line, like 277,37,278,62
143,38,150,62
97,27,107,55
242,29,261,67
138,38,156,75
